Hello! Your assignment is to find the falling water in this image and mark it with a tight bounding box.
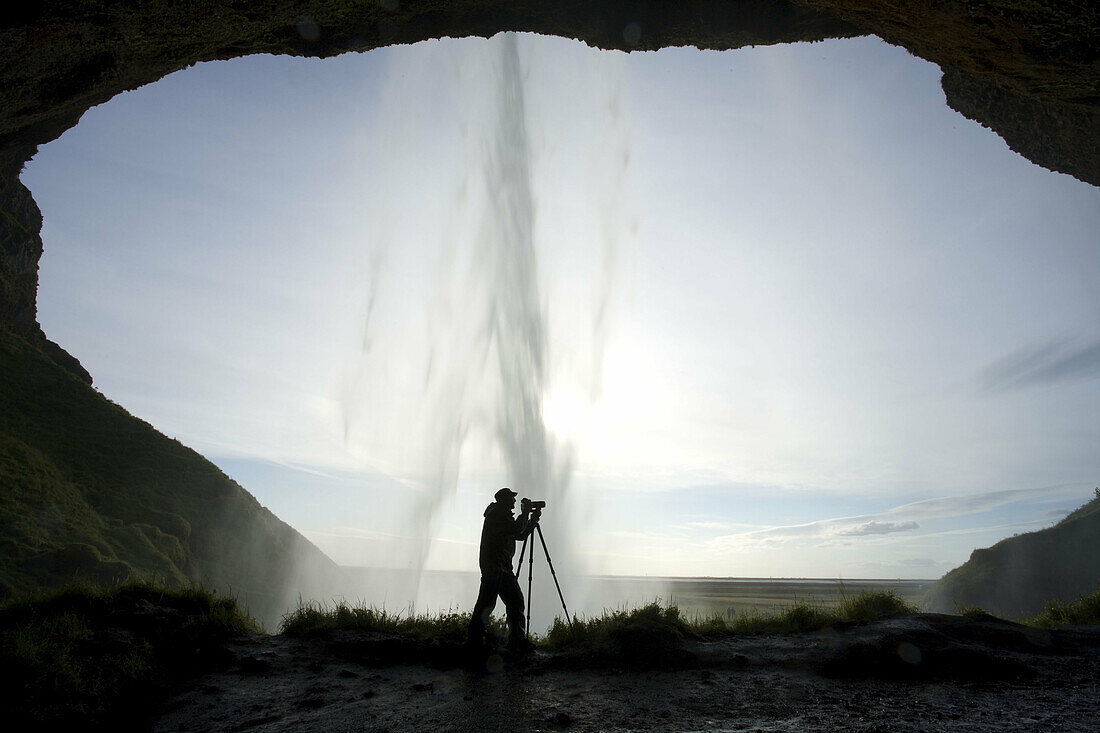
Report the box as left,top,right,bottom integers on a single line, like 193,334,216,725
342,33,629,631
483,34,551,498
481,33,577,630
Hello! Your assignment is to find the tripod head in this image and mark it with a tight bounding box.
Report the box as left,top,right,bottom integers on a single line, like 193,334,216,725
521,497,546,523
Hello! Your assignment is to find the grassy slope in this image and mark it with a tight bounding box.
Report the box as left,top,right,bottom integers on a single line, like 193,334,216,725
0,583,257,729
928,492,1100,619
0,327,337,625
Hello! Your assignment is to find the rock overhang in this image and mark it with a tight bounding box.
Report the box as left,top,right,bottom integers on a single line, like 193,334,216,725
1,0,1096,344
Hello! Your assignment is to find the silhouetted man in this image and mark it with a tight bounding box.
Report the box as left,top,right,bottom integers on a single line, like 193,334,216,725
467,487,539,652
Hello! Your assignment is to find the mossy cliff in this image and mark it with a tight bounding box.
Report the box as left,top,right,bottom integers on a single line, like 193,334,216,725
928,493,1100,619
0,327,336,626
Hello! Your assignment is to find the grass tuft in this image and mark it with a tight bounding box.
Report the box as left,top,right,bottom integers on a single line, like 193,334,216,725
543,601,696,652
280,599,505,643
954,603,996,619
543,591,920,654
725,602,834,634
836,590,917,623
1026,588,1100,627
282,591,926,658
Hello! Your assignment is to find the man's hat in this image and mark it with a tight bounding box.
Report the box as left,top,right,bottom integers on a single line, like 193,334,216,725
494,487,517,501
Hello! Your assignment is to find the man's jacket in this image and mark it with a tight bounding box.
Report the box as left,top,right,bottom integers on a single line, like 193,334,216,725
478,502,532,575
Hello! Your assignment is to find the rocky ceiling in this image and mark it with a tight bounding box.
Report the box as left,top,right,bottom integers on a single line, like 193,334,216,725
1,1,1097,365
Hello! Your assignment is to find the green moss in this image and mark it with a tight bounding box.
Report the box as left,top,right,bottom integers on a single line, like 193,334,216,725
0,582,256,727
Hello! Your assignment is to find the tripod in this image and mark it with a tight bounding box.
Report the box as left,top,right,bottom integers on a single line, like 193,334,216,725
514,516,574,639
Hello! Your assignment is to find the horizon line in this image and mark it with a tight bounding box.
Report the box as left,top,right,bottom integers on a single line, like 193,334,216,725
336,567,938,582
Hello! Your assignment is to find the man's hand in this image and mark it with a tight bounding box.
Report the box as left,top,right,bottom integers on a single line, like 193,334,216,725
520,497,532,515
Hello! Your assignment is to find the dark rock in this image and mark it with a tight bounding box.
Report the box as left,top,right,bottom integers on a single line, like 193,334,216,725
238,655,271,675
230,714,283,731
814,615,1041,681
548,710,573,727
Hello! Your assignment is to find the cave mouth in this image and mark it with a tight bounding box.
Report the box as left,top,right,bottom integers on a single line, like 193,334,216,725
20,33,1100,590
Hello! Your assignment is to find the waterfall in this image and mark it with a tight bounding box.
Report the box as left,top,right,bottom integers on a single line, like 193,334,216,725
342,32,630,631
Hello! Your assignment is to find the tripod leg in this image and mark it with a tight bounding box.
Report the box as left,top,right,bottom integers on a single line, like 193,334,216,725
526,529,535,639
536,524,574,629
515,534,529,577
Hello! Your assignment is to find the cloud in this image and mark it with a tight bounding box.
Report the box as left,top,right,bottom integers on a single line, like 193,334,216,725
313,526,415,541
703,483,1090,550
896,557,942,567
919,518,1054,537
837,520,919,536
678,521,763,531
857,557,952,574
607,530,684,542
978,338,1100,392
879,483,1086,523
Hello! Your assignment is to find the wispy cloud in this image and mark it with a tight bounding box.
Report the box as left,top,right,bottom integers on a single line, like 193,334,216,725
916,518,1054,538
978,338,1100,392
607,530,686,542
815,539,854,548
837,520,919,536
677,521,765,531
857,557,952,574
704,483,1088,550
313,526,414,541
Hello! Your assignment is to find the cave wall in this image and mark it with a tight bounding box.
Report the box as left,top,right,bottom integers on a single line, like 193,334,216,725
1,0,1096,353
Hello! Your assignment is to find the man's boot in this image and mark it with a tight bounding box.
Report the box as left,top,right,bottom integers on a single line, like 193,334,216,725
507,631,536,654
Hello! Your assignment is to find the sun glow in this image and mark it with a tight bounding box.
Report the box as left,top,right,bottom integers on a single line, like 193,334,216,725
541,385,589,439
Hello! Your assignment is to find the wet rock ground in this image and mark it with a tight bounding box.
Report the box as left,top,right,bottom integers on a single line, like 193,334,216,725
153,615,1100,731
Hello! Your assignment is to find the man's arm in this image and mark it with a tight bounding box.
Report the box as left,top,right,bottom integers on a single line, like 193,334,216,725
512,503,540,539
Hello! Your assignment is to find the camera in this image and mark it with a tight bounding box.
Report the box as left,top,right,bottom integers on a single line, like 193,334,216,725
522,498,546,510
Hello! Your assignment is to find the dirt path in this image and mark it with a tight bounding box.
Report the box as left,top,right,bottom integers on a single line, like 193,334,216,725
153,615,1100,731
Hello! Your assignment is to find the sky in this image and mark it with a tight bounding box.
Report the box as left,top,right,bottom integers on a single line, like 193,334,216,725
21,33,1100,586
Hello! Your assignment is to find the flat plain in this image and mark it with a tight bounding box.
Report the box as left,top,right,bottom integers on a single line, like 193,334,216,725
645,577,933,618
